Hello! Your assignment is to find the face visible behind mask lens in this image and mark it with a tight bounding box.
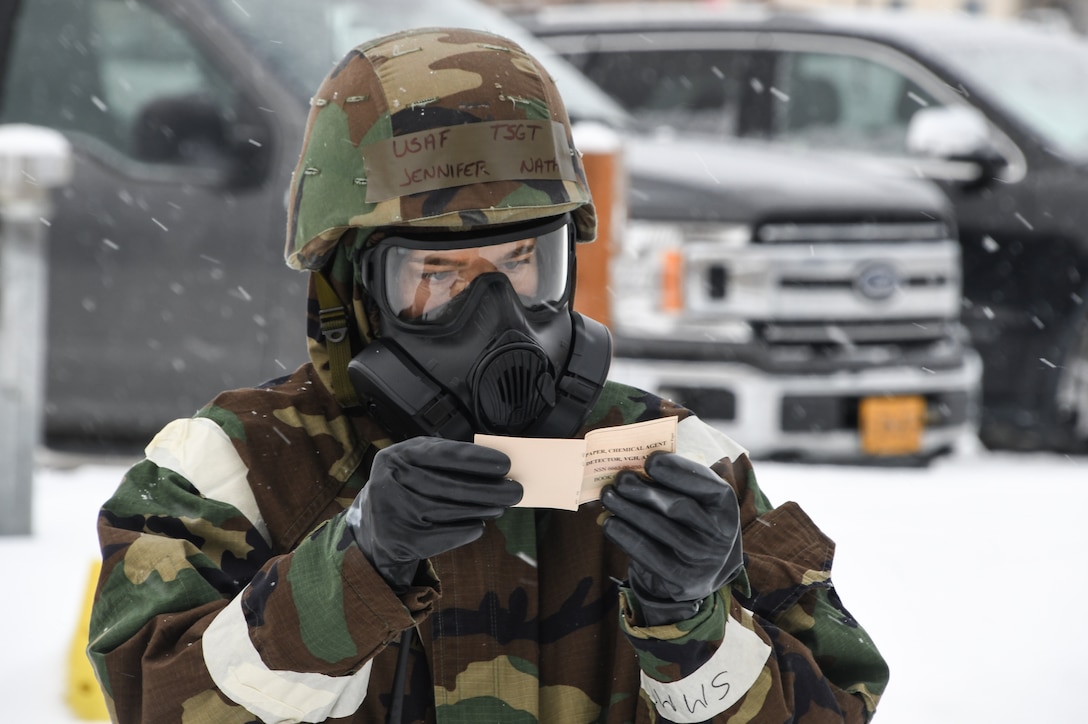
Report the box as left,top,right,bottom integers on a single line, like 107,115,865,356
389,240,541,320
368,215,572,327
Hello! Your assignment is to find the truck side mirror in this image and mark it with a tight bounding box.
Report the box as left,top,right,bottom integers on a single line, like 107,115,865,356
132,95,268,187
906,106,1007,186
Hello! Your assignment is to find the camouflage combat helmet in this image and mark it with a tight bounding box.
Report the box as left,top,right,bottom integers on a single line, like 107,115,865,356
285,26,597,271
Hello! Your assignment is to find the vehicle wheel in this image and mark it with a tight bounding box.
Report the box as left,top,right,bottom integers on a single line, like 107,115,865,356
1053,300,1088,452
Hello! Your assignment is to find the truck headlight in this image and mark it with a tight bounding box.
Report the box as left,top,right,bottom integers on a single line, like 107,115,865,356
612,221,755,341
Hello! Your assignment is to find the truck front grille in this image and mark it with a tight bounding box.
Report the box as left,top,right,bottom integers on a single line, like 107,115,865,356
611,217,966,360
758,319,953,346
756,220,951,244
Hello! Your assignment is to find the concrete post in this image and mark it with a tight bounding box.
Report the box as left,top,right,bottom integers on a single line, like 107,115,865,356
0,125,72,536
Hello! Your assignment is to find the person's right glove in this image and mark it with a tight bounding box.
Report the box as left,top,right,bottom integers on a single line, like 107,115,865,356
346,436,523,593
601,450,744,626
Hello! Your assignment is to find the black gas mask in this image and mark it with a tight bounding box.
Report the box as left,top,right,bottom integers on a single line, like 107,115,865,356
347,214,611,441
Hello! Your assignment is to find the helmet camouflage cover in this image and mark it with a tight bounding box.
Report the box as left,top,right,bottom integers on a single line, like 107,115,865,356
285,27,597,271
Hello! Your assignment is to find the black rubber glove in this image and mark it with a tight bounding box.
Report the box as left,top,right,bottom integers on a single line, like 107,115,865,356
601,450,743,626
346,437,523,593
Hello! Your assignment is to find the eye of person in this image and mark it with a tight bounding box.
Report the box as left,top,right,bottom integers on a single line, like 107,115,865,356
501,255,532,273
420,267,456,283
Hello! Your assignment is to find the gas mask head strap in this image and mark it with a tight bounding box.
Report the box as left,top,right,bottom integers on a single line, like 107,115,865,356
314,271,361,408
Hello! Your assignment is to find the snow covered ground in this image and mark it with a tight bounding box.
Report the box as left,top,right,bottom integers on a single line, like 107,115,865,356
3,441,1085,723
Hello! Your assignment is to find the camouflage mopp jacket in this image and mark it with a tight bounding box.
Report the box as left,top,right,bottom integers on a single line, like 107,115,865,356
89,366,888,723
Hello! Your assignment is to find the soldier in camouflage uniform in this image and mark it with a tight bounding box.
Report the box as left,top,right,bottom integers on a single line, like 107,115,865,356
88,27,888,723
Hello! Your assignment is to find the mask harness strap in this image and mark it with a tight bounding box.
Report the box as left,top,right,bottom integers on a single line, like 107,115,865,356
314,272,361,409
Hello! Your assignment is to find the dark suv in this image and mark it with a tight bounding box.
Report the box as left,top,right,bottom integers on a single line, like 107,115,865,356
521,4,1088,453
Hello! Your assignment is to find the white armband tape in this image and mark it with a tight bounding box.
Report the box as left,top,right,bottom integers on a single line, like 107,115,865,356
146,417,271,546
204,594,372,723
640,610,771,723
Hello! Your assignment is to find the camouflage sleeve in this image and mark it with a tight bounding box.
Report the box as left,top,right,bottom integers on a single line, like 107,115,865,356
88,417,435,722
737,498,889,722
615,417,888,723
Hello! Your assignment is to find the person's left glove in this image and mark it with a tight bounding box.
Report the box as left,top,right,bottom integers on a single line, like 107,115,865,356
601,450,743,626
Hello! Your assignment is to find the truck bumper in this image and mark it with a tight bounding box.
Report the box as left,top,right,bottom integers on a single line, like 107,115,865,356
608,349,983,462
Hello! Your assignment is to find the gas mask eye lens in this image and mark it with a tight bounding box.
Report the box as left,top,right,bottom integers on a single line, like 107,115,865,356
372,216,572,326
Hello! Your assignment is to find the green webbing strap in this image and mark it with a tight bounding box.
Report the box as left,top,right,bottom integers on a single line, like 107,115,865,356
314,272,361,408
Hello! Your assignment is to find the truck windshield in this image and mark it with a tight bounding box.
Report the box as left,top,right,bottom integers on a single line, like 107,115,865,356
206,0,629,127
937,32,1088,160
